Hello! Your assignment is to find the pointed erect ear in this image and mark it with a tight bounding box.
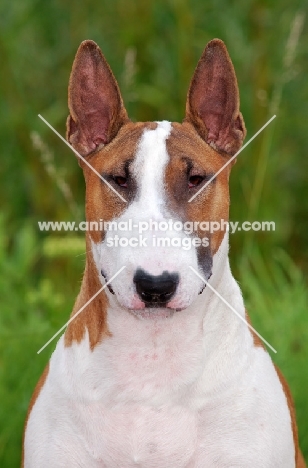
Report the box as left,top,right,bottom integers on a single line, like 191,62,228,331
185,39,246,156
66,40,129,157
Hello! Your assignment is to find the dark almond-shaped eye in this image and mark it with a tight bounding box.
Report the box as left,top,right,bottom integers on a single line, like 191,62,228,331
188,175,204,188
114,176,128,188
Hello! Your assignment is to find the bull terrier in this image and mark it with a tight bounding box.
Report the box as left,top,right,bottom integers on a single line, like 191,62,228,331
23,38,306,468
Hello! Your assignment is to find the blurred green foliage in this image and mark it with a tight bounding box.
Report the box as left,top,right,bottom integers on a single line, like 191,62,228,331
0,0,307,466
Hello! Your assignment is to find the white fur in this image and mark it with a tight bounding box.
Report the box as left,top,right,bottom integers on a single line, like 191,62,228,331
24,124,295,467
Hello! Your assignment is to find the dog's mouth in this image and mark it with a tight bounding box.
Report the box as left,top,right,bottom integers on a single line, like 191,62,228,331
140,300,172,308
128,307,178,320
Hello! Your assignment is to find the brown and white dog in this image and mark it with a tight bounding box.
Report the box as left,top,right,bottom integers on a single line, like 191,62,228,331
23,39,306,467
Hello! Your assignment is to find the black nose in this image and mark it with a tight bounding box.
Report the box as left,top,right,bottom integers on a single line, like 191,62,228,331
133,269,179,306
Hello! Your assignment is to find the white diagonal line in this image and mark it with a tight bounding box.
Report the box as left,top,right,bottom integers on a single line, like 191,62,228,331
189,266,277,353
38,114,127,203
37,266,126,354
188,115,276,203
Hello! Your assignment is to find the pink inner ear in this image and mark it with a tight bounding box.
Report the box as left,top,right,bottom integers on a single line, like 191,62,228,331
199,69,236,143
82,107,110,145
186,39,246,155
200,91,228,142
69,109,109,155
71,68,113,151
67,40,128,156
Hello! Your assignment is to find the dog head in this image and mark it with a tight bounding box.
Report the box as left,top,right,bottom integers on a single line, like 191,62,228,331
66,39,246,318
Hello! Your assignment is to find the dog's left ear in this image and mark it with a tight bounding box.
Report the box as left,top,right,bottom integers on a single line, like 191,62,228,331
67,40,129,157
185,39,246,156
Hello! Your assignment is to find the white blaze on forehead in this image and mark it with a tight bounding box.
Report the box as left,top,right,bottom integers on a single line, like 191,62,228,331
132,121,172,215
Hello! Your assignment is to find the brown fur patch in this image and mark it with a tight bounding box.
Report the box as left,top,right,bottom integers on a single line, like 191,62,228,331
22,363,49,467
165,121,230,255
64,237,110,349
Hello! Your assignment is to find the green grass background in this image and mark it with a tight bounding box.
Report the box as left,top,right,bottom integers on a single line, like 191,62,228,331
0,0,307,465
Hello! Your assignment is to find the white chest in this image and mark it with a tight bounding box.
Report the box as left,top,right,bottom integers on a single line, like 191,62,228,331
25,322,295,468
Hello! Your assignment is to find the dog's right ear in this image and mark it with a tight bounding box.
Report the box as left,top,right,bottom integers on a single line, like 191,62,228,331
66,40,129,157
